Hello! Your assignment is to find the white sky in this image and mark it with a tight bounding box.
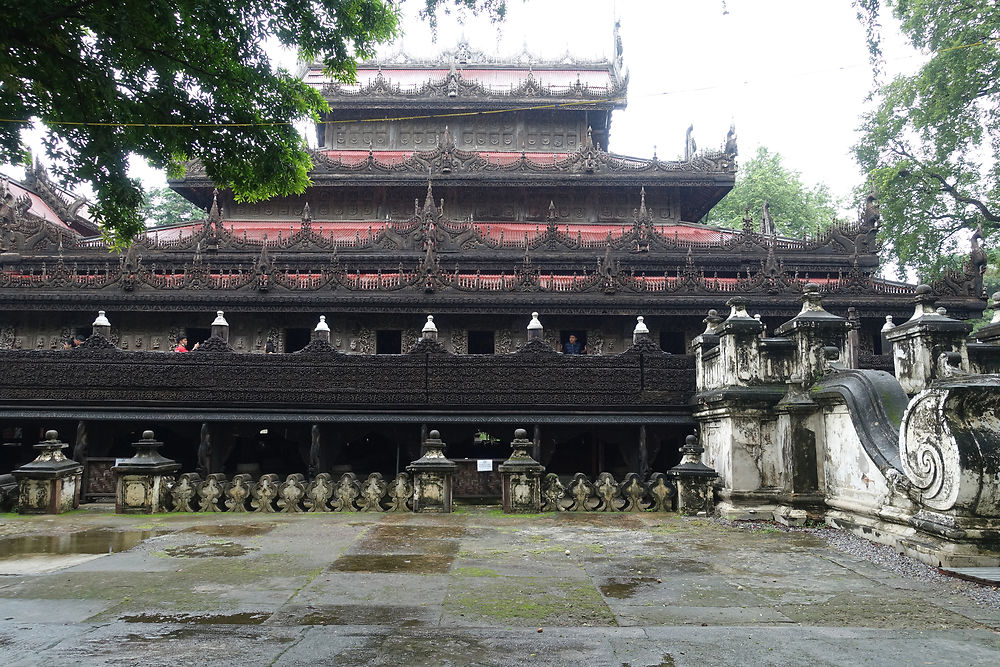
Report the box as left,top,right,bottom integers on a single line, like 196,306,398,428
3,0,922,212
385,0,921,206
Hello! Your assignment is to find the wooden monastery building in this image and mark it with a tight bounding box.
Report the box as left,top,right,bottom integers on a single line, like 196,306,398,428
0,41,988,502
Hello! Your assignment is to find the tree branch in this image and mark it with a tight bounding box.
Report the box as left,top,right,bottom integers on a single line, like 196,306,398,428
891,142,1000,223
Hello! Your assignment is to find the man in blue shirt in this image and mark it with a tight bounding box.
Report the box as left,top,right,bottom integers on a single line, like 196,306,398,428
563,334,583,354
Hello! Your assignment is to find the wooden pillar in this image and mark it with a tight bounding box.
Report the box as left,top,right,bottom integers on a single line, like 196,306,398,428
639,424,649,480
532,424,541,462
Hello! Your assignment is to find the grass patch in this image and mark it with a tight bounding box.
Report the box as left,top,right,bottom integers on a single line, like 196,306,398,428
453,566,500,578
444,576,616,626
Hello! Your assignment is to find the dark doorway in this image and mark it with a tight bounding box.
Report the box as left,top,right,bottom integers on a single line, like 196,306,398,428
185,327,211,348
376,330,402,354
659,331,685,354
285,328,311,352
467,330,495,355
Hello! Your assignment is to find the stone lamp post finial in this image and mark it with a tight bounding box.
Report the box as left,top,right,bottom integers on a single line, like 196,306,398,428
313,315,331,343
91,310,112,339
210,310,230,342
527,311,543,341
422,315,438,340
633,315,650,345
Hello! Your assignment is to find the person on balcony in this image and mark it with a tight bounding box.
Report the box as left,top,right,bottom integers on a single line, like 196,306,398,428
563,334,584,355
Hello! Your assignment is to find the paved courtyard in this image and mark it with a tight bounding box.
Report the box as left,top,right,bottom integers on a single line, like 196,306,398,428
1,506,999,666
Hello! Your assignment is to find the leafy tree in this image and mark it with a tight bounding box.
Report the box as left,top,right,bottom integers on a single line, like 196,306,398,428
0,1,507,247
141,187,205,227
854,0,999,278
702,146,839,238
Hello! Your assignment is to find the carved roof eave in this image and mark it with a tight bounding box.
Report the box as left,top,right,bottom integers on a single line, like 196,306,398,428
171,147,736,190
174,172,735,193
320,97,626,111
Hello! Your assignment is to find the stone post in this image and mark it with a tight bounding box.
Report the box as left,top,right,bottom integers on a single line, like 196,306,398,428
632,315,650,345
690,309,723,392
498,428,545,513
884,284,972,395
881,315,895,355
422,315,438,341
667,434,719,516
113,430,181,513
211,310,230,342
526,311,543,341
92,310,111,338
774,283,850,386
12,430,83,514
314,315,331,343
716,297,764,387
846,306,860,369
406,429,457,513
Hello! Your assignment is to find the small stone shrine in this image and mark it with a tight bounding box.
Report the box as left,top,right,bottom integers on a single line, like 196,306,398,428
12,430,83,514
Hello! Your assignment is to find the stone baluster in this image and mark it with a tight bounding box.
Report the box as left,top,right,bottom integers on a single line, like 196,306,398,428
883,284,972,394
112,429,180,513
12,430,83,514
407,429,457,513
498,428,545,513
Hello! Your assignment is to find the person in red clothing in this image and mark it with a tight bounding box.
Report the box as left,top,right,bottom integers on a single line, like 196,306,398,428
174,336,199,352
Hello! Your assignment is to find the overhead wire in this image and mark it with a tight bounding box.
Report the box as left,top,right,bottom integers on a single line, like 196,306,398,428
0,36,995,131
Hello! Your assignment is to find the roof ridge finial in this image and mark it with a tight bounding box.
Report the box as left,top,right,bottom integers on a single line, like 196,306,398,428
209,189,221,223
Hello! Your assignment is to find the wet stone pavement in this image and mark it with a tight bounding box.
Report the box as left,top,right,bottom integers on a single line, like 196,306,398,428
1,506,999,666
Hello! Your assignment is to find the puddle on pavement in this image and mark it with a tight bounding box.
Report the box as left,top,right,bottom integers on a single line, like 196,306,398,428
271,604,429,626
183,524,276,538
121,611,270,625
163,541,255,558
599,576,661,599
554,514,645,529
369,525,465,539
327,554,454,574
0,528,166,560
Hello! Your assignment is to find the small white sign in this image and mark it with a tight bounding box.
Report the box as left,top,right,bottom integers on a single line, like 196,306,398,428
477,459,493,472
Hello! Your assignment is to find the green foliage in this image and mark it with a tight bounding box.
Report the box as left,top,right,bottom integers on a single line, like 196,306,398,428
854,0,1000,278
0,1,405,247
2,1,506,248
141,187,205,227
419,0,508,33
702,146,839,238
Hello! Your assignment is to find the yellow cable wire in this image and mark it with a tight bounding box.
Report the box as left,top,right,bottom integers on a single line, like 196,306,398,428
0,36,994,130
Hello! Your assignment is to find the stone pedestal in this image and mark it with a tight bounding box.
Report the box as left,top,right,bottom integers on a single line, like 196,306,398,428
113,430,181,513
884,285,972,394
498,428,545,513
774,283,850,385
406,430,457,513
12,430,83,514
667,434,719,516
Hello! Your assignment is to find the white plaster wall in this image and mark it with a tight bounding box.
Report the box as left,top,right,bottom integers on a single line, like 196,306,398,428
818,405,889,513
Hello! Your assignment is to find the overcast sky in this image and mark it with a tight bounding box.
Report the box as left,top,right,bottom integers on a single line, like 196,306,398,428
384,0,921,208
5,0,921,213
